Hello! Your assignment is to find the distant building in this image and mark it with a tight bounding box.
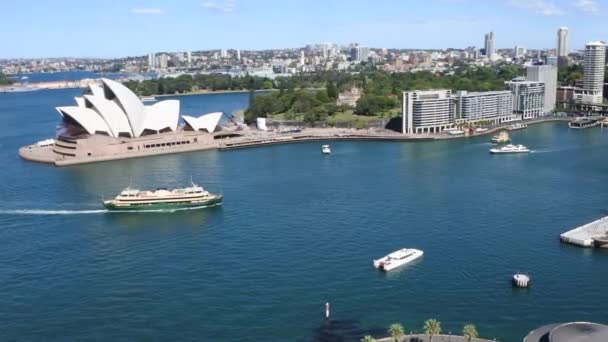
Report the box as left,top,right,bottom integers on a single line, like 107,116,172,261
350,46,370,62
526,65,558,114
453,90,515,124
148,53,156,69
576,41,606,106
236,49,241,60
336,87,362,107
158,54,169,70
557,86,577,109
557,27,569,57
402,90,454,134
220,49,228,58
505,78,545,119
187,52,192,66
515,46,526,58
484,32,495,57
546,56,558,66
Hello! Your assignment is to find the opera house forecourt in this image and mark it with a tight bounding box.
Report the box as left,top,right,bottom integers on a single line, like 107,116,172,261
19,78,226,166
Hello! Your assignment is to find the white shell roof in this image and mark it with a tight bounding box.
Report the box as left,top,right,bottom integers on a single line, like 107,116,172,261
137,100,180,136
57,106,111,136
182,112,223,133
84,94,133,137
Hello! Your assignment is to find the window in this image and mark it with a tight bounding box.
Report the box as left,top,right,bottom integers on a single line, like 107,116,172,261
128,147,133,150
193,138,198,143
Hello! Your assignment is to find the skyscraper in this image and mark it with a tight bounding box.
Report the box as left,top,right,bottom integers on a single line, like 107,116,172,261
580,41,606,105
527,65,558,114
148,53,156,69
350,46,370,62
557,27,569,57
484,32,495,57
236,49,241,60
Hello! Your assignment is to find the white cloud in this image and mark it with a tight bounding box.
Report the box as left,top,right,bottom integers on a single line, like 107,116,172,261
202,0,236,13
131,8,164,15
509,0,565,16
574,0,600,14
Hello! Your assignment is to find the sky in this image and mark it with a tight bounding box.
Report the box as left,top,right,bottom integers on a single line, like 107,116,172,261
0,0,607,58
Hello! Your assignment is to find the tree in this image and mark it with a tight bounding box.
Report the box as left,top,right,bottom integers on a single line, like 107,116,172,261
463,324,478,342
360,335,376,342
327,80,338,100
262,79,273,89
423,319,442,342
388,323,405,342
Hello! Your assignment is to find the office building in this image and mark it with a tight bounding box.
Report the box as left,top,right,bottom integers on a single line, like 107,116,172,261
526,65,558,114
484,32,495,57
577,41,606,105
402,90,454,134
557,27,569,57
453,91,515,124
505,78,545,119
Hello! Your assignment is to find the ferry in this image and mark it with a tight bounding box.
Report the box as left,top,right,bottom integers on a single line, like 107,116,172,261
321,144,331,154
103,183,222,210
506,123,528,131
373,248,424,272
491,131,510,144
489,144,530,154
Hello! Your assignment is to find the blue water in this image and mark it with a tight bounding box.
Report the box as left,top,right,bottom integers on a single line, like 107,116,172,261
1,89,608,342
10,71,154,83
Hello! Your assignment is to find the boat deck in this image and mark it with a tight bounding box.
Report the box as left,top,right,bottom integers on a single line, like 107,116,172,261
560,216,608,247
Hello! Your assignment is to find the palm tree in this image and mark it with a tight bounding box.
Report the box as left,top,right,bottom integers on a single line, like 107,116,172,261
423,319,442,342
463,324,478,342
360,335,376,342
388,323,405,342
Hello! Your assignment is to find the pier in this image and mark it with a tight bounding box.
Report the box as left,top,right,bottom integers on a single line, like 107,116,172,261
560,216,608,247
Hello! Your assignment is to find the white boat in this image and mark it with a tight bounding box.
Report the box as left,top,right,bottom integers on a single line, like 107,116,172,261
321,145,331,154
446,129,465,136
140,96,157,102
489,144,530,154
373,248,424,272
476,128,489,133
506,123,527,131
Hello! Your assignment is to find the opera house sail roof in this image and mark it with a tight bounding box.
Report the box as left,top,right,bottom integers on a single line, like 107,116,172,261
56,78,181,138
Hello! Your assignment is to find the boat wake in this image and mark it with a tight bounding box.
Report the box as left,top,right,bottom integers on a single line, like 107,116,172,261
0,209,108,215
0,204,221,215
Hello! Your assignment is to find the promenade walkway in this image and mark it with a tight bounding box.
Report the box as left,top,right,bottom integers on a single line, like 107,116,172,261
376,334,498,342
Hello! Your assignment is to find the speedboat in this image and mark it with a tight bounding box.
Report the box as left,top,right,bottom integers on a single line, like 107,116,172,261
373,248,423,272
489,144,530,154
491,131,510,144
103,182,222,211
321,145,331,154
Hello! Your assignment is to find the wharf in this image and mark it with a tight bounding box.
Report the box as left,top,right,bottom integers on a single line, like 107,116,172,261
560,216,608,247
376,334,498,342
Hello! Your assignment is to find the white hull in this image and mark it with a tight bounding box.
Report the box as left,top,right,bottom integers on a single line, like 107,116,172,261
321,145,331,154
373,248,423,272
489,149,529,154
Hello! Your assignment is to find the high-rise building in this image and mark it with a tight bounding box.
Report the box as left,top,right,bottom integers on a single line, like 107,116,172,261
577,41,606,105
484,32,495,57
402,90,454,134
158,54,169,70
514,46,526,58
557,27,569,57
526,65,558,114
187,51,192,66
505,78,545,119
300,51,305,65
453,91,515,124
236,49,241,61
220,49,228,58
350,46,370,62
148,53,156,68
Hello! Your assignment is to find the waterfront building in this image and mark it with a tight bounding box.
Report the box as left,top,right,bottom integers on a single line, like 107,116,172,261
576,41,606,106
19,79,223,166
557,27,569,62
505,78,545,119
402,90,454,134
453,90,516,124
526,65,557,114
484,31,495,57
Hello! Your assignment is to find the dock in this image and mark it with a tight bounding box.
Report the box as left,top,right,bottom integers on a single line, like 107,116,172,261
560,216,608,247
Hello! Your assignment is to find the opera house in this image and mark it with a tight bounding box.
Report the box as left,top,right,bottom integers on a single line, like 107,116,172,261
19,78,231,166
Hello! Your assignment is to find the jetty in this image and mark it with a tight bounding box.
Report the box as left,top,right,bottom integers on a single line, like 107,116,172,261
560,216,608,247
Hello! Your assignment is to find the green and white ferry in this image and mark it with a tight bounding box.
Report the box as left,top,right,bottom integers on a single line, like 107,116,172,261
103,183,222,211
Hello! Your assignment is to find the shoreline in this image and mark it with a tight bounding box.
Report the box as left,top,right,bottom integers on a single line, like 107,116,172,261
376,333,499,341
153,88,278,98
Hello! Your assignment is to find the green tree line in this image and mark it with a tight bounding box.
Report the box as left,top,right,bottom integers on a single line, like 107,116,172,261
0,73,15,86
124,74,275,96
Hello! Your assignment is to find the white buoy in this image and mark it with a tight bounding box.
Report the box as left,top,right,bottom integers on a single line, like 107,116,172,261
512,273,530,288
325,302,330,319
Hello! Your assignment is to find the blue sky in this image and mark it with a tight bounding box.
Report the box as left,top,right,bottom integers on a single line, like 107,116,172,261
1,0,606,58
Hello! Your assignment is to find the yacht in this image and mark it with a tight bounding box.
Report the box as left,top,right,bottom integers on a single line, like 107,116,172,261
491,131,510,144
506,123,528,131
103,182,222,211
321,145,331,154
373,248,424,272
489,144,530,154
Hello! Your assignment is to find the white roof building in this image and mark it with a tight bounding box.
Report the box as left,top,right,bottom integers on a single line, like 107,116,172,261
57,78,181,138
182,112,223,133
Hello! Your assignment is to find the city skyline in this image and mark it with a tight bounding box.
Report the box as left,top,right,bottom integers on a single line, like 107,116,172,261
0,0,606,58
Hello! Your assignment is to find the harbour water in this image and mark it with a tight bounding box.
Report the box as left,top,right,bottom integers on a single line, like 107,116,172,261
1,89,608,341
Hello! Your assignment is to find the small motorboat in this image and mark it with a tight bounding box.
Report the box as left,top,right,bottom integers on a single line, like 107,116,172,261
373,248,423,272
321,145,331,154
489,144,530,154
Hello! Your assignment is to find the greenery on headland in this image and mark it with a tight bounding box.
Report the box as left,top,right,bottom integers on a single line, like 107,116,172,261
360,320,481,342
124,74,275,96
0,73,15,86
